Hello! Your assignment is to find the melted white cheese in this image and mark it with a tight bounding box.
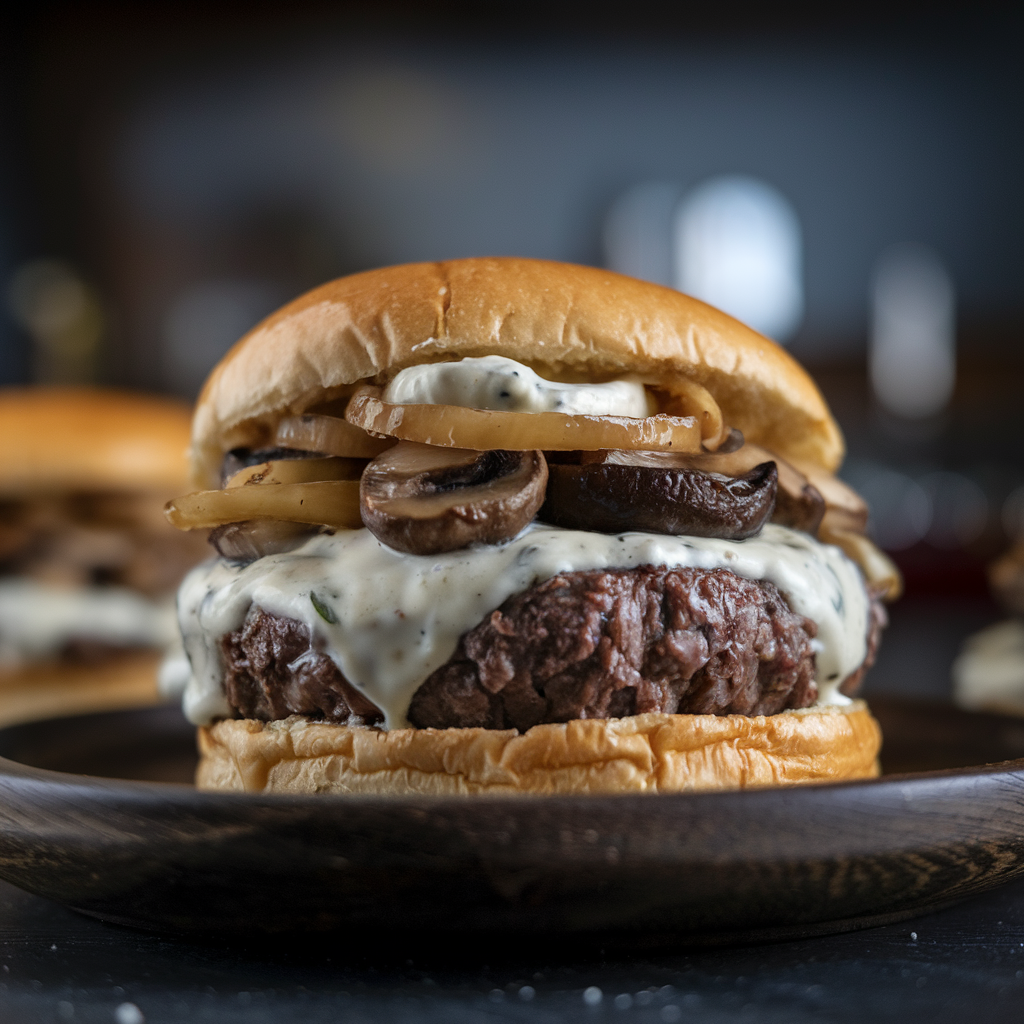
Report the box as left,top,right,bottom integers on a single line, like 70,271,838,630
177,524,867,728
0,578,179,668
383,355,653,417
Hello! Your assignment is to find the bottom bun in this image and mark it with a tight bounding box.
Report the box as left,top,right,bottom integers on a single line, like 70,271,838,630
0,651,163,728
197,702,881,796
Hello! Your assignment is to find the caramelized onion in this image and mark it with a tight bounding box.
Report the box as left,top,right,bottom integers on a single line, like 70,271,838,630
345,387,701,453
274,413,394,459
819,518,902,601
224,456,363,489
360,442,547,555
165,481,361,531
654,377,727,450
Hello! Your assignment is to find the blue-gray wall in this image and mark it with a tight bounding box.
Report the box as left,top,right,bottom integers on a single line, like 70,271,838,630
116,32,1023,360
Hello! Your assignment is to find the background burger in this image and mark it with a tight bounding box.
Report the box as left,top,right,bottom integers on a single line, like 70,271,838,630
954,542,1024,715
166,258,900,796
0,388,207,725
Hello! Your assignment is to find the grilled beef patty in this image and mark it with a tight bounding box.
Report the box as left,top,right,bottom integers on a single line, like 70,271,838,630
220,566,885,728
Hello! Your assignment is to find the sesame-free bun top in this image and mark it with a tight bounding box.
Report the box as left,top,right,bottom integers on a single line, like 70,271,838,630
0,388,193,495
192,258,843,488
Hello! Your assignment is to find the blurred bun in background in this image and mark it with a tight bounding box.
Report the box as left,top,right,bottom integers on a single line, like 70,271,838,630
0,388,207,725
0,388,197,495
955,543,1024,716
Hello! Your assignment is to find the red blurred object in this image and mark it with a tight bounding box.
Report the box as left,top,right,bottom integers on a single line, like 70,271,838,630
891,542,992,599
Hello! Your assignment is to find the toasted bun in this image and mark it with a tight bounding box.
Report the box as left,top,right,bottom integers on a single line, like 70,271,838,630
191,259,843,488
196,702,880,796
0,388,193,495
0,651,162,728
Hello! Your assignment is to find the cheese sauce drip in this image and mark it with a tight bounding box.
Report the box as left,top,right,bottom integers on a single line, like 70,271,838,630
383,355,653,417
177,524,868,728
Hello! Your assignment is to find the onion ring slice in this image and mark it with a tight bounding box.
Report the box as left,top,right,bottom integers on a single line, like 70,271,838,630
344,387,701,453
224,456,363,489
654,378,727,450
165,481,361,531
274,413,394,459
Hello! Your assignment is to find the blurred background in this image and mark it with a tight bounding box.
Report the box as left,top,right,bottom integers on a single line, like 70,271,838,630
0,1,1021,702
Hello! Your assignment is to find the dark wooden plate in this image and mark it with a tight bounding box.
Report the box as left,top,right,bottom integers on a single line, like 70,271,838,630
0,695,1023,942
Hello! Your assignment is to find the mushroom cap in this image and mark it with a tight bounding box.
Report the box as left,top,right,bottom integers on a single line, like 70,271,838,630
190,258,843,488
0,387,194,495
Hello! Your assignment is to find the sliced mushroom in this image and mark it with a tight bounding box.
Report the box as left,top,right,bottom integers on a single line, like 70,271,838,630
582,444,826,534
360,442,548,555
209,520,327,563
541,456,777,540
799,464,868,533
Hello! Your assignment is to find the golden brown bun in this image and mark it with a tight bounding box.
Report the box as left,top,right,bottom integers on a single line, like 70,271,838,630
0,388,193,495
0,651,162,728
192,259,843,487
196,701,880,796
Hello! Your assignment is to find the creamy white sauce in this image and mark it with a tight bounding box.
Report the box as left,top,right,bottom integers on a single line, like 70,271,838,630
157,631,192,701
177,524,867,728
953,619,1024,712
383,355,653,417
0,578,179,668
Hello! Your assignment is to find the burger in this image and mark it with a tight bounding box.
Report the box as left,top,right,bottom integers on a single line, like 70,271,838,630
0,388,207,724
954,541,1024,714
166,258,900,796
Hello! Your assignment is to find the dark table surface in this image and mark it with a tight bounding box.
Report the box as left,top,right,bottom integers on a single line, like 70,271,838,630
1,871,1023,1024
1,592,1020,1024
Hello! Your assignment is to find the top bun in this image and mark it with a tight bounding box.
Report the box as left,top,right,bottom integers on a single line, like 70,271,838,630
0,388,193,495
192,258,843,487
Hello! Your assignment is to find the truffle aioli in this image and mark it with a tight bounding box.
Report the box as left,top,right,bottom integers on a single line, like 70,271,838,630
383,355,654,417
178,523,868,728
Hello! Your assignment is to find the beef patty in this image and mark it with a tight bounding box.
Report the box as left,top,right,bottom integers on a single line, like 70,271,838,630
220,566,885,729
